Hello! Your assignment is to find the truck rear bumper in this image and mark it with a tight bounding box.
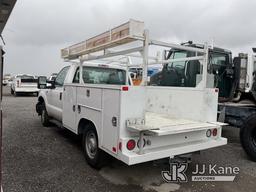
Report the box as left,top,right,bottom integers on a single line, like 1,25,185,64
119,137,227,165
15,87,39,93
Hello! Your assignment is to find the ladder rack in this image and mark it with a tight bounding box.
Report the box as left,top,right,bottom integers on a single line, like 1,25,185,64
61,19,145,60
61,19,209,87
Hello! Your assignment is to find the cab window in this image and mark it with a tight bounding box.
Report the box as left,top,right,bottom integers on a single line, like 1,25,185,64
73,67,80,83
82,66,126,85
55,66,70,87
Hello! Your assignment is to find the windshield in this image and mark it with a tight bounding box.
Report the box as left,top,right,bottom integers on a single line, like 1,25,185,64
167,51,188,69
209,52,228,66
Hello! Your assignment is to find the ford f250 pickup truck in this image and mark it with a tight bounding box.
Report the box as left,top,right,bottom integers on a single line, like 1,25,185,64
36,20,227,169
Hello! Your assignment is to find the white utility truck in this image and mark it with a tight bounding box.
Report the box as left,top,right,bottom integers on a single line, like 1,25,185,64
11,74,39,96
36,20,227,168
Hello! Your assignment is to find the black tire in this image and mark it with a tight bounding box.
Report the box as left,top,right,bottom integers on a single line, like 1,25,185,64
82,124,109,169
14,91,18,97
41,104,50,127
240,114,256,161
11,88,14,95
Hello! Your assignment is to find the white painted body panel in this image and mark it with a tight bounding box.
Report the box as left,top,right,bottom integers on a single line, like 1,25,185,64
62,86,77,131
146,87,218,122
46,87,63,121
59,83,226,165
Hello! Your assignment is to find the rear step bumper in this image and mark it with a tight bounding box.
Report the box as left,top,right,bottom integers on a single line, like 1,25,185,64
119,137,227,165
15,87,39,93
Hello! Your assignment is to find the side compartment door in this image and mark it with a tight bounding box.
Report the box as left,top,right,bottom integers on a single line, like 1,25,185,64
101,89,120,155
62,85,77,132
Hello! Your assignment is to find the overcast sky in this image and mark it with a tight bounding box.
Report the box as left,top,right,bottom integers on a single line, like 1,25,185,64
2,0,256,76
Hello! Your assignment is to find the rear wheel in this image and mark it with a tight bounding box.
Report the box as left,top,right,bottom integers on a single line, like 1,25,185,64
82,124,109,169
41,105,50,127
240,114,256,161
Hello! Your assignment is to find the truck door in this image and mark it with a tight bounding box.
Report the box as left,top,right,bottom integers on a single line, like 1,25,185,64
47,66,70,121
62,67,79,132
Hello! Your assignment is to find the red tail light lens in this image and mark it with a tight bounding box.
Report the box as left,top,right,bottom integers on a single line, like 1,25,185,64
17,80,20,87
212,128,218,136
122,86,129,91
126,139,136,151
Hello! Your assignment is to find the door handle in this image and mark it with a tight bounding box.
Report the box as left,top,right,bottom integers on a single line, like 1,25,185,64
86,90,90,97
77,105,81,114
72,105,76,112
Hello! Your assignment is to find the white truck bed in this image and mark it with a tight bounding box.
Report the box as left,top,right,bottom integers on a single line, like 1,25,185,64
127,112,219,136
61,84,227,165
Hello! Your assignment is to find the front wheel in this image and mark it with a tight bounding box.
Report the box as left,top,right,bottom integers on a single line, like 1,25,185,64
240,114,256,161
41,105,50,127
82,125,109,169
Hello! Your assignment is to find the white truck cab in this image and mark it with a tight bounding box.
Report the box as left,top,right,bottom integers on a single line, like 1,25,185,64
36,20,227,168
38,63,130,122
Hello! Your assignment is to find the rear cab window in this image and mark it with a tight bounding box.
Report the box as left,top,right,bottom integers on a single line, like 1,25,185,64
73,66,126,85
16,75,37,83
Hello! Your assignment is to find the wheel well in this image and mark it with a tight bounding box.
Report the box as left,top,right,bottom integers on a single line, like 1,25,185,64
78,118,96,135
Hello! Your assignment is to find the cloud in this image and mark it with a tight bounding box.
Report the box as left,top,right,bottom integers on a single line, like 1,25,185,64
2,0,256,75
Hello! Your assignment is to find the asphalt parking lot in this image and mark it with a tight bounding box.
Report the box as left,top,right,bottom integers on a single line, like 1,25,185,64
2,86,256,192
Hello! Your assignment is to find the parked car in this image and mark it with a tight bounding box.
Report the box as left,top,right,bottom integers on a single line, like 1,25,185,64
2,74,11,86
11,74,39,96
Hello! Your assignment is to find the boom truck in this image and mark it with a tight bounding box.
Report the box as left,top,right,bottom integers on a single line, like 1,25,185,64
150,42,256,161
36,20,227,168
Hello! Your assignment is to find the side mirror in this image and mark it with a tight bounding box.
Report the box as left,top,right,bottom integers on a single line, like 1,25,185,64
37,76,47,89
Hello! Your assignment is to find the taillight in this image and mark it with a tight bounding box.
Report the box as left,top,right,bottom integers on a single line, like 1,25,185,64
16,80,20,87
122,86,129,91
126,139,136,151
212,128,218,136
206,128,218,137
206,129,211,137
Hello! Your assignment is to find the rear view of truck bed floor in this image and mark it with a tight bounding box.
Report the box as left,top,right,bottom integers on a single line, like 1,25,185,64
127,112,219,136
